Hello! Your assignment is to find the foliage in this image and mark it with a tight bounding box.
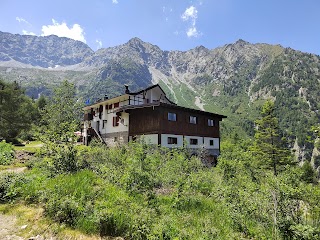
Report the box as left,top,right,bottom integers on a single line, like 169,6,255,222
251,100,293,175
0,79,38,141
218,140,320,239
1,140,319,239
0,140,14,165
40,80,81,143
36,94,47,110
301,161,317,184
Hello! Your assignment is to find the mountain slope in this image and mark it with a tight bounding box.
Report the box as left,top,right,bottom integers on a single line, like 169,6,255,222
0,31,93,68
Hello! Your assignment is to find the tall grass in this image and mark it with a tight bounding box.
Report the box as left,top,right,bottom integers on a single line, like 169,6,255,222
1,141,319,239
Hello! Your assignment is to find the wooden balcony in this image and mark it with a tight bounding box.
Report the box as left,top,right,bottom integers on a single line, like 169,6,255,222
84,113,93,121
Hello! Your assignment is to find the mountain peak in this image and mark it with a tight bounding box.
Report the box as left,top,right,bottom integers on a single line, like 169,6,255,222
195,45,208,51
234,39,250,46
127,37,145,46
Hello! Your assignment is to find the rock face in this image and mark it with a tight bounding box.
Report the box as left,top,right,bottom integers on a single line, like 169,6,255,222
0,31,93,68
0,31,319,161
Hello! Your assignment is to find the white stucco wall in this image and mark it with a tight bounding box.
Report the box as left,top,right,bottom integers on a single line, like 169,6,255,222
161,134,184,148
130,86,170,105
137,134,159,145
99,112,129,134
203,137,219,149
184,136,204,149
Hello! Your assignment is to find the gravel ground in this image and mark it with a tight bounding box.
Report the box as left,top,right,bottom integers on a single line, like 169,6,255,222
2,167,28,173
0,214,24,240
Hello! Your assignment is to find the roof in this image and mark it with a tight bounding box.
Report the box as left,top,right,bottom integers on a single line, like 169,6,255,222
159,103,227,118
119,102,227,118
83,94,129,110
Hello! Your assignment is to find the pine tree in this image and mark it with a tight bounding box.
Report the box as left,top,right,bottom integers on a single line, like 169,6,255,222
0,79,36,141
251,100,293,176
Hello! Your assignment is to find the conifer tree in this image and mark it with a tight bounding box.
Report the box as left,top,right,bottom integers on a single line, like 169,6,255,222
251,100,293,176
0,79,36,141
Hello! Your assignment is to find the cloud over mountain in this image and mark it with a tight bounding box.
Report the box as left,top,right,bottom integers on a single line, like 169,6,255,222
181,6,201,38
41,19,86,43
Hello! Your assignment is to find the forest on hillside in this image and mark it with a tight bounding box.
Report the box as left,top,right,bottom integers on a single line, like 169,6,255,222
0,80,320,239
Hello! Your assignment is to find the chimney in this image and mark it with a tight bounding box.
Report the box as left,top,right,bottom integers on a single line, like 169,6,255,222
124,84,130,94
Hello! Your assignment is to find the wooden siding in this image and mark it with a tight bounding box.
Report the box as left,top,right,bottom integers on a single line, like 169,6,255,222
128,107,162,136
128,105,221,138
158,107,221,138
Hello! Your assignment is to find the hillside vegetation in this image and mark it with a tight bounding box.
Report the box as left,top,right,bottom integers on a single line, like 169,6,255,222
0,81,320,239
1,139,320,239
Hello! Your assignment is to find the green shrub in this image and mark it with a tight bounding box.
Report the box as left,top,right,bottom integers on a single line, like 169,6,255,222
43,170,99,231
3,141,320,239
0,173,26,202
301,161,317,183
0,140,14,165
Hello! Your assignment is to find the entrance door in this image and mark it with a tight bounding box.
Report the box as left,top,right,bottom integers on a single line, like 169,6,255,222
96,121,100,132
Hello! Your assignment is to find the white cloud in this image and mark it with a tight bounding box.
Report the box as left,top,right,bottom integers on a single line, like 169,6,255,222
41,19,86,43
186,26,199,38
181,6,201,38
181,6,198,21
112,0,118,4
22,30,36,36
96,39,103,49
16,17,31,26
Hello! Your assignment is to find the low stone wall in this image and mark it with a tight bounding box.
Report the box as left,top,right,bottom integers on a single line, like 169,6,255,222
101,131,129,147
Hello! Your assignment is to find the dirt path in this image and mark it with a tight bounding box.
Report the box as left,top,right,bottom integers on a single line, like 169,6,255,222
0,214,24,240
2,167,27,174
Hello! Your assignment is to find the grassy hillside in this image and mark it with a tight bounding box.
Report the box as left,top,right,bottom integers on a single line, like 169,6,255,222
0,140,319,239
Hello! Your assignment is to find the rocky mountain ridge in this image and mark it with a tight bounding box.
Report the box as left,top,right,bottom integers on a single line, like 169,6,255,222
0,31,93,68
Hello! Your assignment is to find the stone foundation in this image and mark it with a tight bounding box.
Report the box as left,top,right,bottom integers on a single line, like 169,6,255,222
101,131,129,147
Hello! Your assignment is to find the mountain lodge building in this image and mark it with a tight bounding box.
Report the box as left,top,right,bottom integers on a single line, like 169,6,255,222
83,84,226,161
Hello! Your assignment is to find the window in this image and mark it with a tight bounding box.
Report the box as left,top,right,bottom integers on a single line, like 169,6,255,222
102,120,107,128
208,119,215,126
190,138,198,145
189,116,197,124
114,137,118,142
113,116,119,127
114,102,119,108
209,140,214,146
168,112,177,121
168,137,178,144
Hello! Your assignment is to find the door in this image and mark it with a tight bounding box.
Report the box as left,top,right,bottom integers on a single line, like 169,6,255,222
96,121,100,132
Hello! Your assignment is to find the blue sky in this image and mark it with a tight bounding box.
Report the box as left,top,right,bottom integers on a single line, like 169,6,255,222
1,0,319,54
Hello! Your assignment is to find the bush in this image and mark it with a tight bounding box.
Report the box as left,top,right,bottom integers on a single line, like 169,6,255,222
43,170,99,231
301,161,317,183
0,173,26,202
4,141,320,239
0,140,14,165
